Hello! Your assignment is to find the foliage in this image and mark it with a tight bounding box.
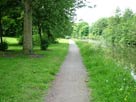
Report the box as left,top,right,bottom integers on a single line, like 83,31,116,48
90,18,108,36
0,0,90,53
33,0,76,40
72,21,89,38
18,36,23,45
32,0,91,46
0,0,23,37
89,8,136,46
0,0,22,51
40,39,49,50
77,41,136,102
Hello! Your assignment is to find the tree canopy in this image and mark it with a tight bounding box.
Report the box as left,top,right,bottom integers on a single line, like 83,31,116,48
89,8,136,46
72,21,89,38
0,0,90,53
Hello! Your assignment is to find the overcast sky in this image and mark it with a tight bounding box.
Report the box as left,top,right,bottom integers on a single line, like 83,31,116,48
75,0,136,24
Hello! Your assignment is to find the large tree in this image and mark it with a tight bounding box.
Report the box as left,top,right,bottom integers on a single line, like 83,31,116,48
0,0,7,45
23,0,33,54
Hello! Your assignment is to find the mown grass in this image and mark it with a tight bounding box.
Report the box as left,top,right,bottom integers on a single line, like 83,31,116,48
3,37,18,45
0,38,69,102
77,41,136,102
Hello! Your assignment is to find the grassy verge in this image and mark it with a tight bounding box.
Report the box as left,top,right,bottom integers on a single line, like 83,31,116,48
0,38,69,102
77,41,136,102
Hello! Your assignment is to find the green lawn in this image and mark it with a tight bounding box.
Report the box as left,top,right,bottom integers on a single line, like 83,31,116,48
0,38,68,102
3,37,18,45
77,41,136,102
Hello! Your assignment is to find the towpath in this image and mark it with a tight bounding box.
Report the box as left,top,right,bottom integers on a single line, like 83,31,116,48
45,40,90,102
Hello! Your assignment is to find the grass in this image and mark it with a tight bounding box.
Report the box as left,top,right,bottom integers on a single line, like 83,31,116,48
3,37,18,45
0,38,69,102
77,41,136,102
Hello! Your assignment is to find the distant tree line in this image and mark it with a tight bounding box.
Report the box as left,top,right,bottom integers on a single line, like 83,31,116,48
90,8,136,46
72,21,89,38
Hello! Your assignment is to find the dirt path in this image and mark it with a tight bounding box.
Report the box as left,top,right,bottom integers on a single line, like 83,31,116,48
45,40,90,102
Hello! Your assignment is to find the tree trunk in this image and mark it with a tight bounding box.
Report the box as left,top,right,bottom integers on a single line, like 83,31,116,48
0,13,3,44
23,0,33,54
38,24,43,49
47,29,54,43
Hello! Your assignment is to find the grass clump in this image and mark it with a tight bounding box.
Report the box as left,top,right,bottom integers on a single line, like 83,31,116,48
0,39,68,102
77,41,136,102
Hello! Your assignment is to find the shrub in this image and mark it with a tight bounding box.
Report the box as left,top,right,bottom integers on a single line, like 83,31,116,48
0,42,8,51
41,39,49,50
33,35,40,45
18,36,23,45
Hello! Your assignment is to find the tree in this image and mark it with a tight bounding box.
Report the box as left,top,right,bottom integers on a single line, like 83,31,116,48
23,0,33,54
0,0,9,45
0,10,3,44
32,0,84,44
90,18,108,36
72,22,89,38
0,0,91,52
90,8,136,45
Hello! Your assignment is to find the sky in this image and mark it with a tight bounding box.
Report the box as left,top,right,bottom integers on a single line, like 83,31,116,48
75,0,136,24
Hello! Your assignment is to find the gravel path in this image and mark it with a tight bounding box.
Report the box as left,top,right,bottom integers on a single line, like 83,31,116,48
45,40,90,102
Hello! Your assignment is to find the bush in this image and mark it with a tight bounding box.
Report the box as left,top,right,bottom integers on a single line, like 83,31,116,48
0,42,8,51
18,36,23,45
41,39,49,50
33,35,40,45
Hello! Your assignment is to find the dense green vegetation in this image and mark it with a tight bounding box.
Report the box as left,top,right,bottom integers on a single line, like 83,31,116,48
72,7,136,102
0,0,89,53
72,21,89,38
0,38,68,102
72,8,136,46
0,1,92,101
89,8,136,45
1,1,135,101
77,41,136,102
